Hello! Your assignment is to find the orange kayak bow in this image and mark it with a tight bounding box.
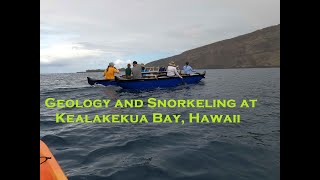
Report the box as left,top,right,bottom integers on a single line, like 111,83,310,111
40,140,68,180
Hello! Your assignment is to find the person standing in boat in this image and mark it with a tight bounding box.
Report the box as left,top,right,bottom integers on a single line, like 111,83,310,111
125,63,132,79
103,62,119,80
183,61,195,75
167,61,182,78
132,61,142,79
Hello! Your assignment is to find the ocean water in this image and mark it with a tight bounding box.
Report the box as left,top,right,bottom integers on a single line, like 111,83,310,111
40,68,280,180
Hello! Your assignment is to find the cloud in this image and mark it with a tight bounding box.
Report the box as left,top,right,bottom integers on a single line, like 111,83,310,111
113,59,132,67
40,0,280,73
40,42,104,64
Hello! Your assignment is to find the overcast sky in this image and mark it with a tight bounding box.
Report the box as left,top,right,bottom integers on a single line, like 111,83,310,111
40,0,280,73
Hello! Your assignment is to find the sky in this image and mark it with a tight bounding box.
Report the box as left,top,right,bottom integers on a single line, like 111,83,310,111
40,0,280,73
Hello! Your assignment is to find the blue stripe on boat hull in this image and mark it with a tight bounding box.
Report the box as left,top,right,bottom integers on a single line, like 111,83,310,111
95,81,117,86
117,75,205,89
88,72,205,89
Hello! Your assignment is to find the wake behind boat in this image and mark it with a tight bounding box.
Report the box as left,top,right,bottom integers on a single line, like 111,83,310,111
87,71,206,89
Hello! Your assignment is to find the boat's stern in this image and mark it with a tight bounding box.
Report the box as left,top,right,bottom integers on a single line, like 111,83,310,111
87,77,96,86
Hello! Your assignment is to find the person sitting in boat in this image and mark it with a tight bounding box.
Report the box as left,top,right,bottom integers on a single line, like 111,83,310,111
125,63,132,79
183,61,195,75
141,64,147,77
167,61,182,78
103,62,119,80
176,65,182,74
159,66,166,72
132,61,142,79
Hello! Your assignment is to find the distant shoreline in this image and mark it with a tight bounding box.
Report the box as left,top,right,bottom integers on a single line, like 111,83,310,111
80,68,127,73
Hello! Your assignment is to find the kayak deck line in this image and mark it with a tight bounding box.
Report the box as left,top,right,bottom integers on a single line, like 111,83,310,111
40,140,68,180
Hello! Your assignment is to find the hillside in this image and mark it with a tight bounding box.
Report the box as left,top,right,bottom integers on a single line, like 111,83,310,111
146,24,280,69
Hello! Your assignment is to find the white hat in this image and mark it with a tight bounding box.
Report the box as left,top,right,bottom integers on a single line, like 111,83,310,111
168,61,176,66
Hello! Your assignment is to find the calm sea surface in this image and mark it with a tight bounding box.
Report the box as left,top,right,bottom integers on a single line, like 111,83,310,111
40,68,280,180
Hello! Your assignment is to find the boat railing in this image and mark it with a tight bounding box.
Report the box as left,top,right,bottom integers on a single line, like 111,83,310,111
145,66,160,71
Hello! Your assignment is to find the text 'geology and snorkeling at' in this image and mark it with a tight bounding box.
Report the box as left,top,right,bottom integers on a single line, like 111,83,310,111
44,98,258,124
